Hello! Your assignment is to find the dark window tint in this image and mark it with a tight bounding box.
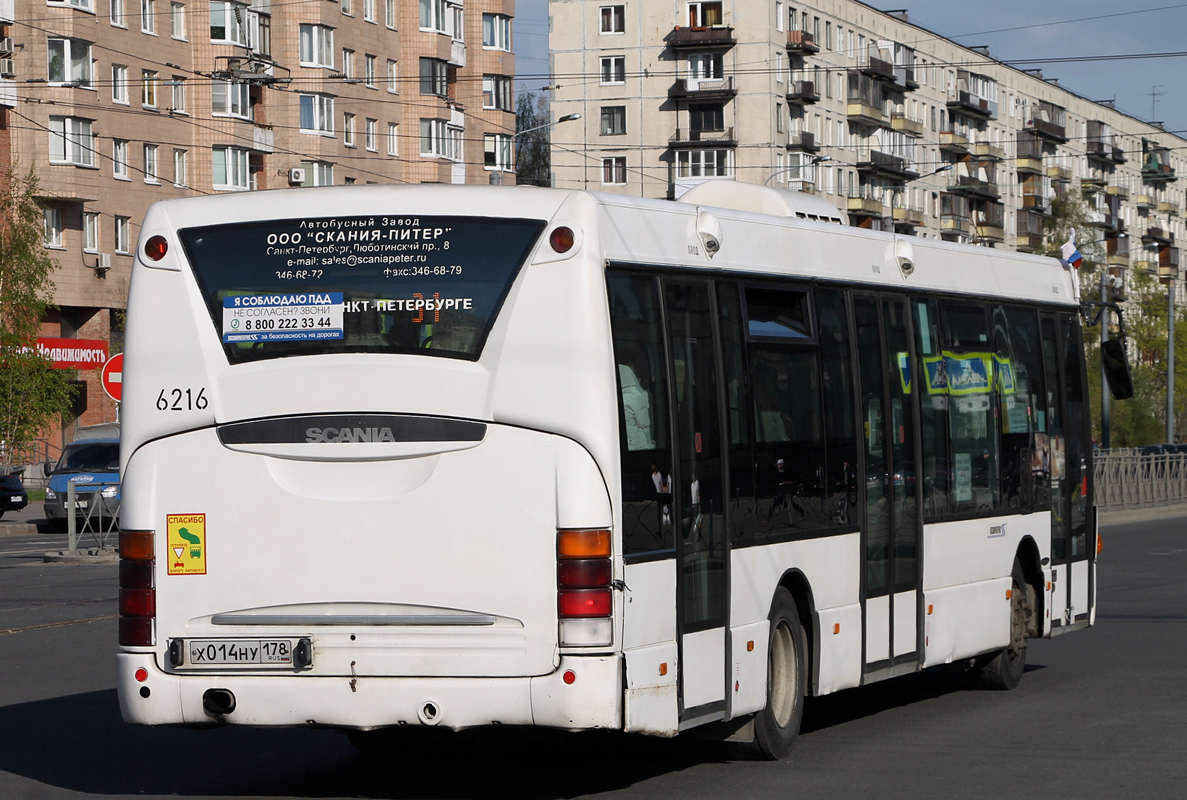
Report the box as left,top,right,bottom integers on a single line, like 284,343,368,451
57,443,120,472
942,303,999,513
746,286,812,341
608,272,674,555
179,216,544,364
817,288,857,527
914,298,950,518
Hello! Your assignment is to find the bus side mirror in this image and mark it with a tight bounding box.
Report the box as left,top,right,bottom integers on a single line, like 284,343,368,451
1101,338,1135,400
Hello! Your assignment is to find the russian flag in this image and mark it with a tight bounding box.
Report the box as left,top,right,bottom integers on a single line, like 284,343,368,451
1061,234,1083,269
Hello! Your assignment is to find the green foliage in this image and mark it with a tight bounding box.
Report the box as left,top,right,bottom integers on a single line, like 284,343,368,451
515,91,552,187
0,169,76,472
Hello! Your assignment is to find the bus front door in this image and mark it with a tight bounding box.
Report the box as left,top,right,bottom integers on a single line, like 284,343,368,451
854,295,921,679
665,280,729,722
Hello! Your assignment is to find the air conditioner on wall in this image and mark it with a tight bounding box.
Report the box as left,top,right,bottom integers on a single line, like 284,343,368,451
0,59,14,79
0,38,13,57
288,168,306,185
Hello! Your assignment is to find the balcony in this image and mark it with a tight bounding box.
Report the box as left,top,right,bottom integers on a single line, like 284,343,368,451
1160,247,1181,282
972,142,1005,161
669,76,737,100
785,30,819,53
947,175,1000,200
846,100,886,127
1027,115,1067,143
947,90,996,119
1016,231,1045,253
1107,183,1129,199
941,216,972,236
1142,160,1177,183
785,130,820,153
1134,193,1156,209
253,125,274,153
855,149,918,181
450,40,467,68
1142,226,1173,245
1159,200,1181,215
860,55,895,82
892,205,927,227
669,127,737,148
1087,139,1126,165
848,195,887,216
1046,165,1071,182
975,223,1006,244
1022,193,1052,215
1134,259,1154,275
670,26,736,49
785,80,819,104
890,112,924,137
939,131,970,154
1107,253,1130,268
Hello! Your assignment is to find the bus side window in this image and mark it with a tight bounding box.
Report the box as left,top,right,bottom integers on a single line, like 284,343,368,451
816,288,857,528
913,298,949,519
941,302,1000,514
716,282,756,541
1002,306,1049,510
608,272,675,556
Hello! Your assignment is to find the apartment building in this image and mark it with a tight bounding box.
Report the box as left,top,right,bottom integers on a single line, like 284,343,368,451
549,0,1185,293
6,0,515,444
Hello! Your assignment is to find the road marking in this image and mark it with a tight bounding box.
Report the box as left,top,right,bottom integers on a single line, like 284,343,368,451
0,613,118,636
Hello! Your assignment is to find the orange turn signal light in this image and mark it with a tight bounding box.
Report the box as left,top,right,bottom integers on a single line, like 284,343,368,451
558,529,611,558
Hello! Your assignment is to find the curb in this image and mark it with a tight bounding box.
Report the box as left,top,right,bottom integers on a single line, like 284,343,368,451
0,523,40,537
1099,505,1187,525
43,548,119,564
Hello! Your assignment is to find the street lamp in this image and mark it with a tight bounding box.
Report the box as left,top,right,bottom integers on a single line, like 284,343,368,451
764,155,832,186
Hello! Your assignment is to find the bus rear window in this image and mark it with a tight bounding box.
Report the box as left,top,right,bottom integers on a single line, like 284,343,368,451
178,215,545,363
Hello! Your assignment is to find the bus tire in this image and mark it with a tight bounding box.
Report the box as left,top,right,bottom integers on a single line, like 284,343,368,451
977,558,1028,690
733,588,806,760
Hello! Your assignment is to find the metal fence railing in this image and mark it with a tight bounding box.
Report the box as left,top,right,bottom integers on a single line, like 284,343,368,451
1094,451,1187,509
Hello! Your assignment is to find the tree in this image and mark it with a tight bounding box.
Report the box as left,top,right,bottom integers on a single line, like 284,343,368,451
515,90,552,187
0,170,76,473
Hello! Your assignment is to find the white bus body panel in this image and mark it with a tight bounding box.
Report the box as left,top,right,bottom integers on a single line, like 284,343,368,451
621,560,679,734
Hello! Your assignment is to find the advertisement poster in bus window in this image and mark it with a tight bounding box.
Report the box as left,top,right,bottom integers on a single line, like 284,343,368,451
179,215,544,362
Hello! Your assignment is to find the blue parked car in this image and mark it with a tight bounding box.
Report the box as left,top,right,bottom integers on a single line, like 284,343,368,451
44,432,120,532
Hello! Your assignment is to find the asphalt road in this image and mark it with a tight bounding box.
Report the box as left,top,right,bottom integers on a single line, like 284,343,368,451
1,505,1184,799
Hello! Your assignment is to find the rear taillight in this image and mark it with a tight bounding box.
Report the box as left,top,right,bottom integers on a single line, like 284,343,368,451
557,529,612,647
119,529,155,647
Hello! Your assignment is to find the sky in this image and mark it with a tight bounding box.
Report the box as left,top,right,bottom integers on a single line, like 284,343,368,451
512,0,1187,136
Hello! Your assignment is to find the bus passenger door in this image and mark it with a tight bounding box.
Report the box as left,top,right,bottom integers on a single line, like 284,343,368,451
1043,314,1093,631
664,280,729,722
854,295,921,678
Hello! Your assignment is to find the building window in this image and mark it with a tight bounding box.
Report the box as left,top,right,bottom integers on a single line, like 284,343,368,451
385,0,395,28
482,75,512,110
600,106,626,136
112,65,129,103
776,101,784,133
343,113,356,147
170,75,186,112
143,144,159,183
115,216,131,254
365,118,377,151
210,1,248,43
365,55,376,87
212,145,250,190
602,157,627,184
173,148,188,186
483,13,511,49
111,0,126,27
341,48,355,79
142,69,158,107
677,148,733,177
171,3,186,39
689,102,723,132
113,139,129,178
47,38,93,86
484,133,512,171
419,58,448,96
775,51,784,83
387,59,399,93
43,208,64,248
247,9,270,56
419,0,446,32
299,94,335,135
300,160,334,186
688,53,723,81
48,116,96,167
419,119,460,160
141,0,157,34
341,0,352,17
687,1,723,26
363,0,375,23
600,56,625,84
387,122,399,155
84,211,100,252
600,5,624,33
299,24,333,67
212,80,250,118
50,0,93,8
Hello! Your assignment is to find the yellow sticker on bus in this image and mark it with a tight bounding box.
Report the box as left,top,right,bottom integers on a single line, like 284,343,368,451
167,514,207,575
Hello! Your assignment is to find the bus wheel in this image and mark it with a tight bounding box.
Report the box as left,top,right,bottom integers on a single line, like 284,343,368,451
977,558,1029,690
733,588,806,760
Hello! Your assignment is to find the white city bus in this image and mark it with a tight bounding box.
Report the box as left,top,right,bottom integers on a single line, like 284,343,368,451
118,182,1103,758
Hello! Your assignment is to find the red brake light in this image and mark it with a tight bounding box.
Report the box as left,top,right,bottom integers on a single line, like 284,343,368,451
558,558,612,588
558,589,612,618
119,530,156,647
120,618,154,647
549,226,575,253
119,559,154,589
119,588,156,618
144,235,169,261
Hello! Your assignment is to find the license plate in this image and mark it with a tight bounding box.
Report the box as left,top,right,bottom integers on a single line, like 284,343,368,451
68,499,89,509
182,639,303,668
8,497,20,504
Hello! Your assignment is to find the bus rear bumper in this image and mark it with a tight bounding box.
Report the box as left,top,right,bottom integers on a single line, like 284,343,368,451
117,652,622,732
